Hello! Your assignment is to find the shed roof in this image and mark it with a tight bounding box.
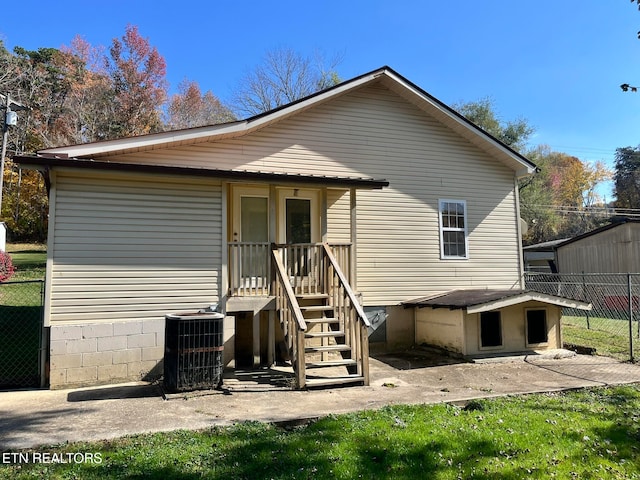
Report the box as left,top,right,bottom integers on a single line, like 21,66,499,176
403,289,591,314
556,219,640,249
523,238,570,251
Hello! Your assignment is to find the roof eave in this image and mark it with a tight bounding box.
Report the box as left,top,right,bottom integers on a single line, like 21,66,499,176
466,292,592,314
12,154,389,189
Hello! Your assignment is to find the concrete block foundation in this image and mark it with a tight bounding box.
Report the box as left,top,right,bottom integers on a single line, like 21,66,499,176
49,319,165,389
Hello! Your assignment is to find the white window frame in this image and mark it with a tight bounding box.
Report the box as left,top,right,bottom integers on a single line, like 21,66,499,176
438,199,469,260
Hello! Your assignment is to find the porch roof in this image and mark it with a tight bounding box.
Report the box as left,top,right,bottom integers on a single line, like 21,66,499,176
12,154,389,189
403,289,592,313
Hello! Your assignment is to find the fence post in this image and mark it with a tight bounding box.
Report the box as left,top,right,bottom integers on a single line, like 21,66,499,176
583,271,590,330
629,273,634,362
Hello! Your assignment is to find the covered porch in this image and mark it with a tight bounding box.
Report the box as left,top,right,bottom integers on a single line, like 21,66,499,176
221,180,385,389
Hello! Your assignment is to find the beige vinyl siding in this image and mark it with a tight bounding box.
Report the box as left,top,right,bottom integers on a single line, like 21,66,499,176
100,82,521,305
48,170,222,324
326,188,351,243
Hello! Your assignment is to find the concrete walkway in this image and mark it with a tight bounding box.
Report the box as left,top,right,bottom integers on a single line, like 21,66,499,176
2,350,640,450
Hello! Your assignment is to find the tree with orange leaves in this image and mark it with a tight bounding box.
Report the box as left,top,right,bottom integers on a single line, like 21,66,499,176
105,25,168,138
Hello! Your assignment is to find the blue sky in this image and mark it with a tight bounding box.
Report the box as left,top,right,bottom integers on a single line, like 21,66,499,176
3,1,640,199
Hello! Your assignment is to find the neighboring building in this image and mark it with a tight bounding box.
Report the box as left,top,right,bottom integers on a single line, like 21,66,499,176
13,66,589,390
523,238,569,273
557,219,640,274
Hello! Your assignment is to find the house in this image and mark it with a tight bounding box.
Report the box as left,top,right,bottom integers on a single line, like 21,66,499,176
556,219,640,274
13,66,590,390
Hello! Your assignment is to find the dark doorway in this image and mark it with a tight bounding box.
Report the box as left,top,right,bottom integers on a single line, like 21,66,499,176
527,309,548,344
480,311,502,348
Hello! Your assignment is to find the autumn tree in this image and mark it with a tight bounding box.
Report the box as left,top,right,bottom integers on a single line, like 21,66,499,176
59,35,111,144
165,79,235,129
613,146,640,208
521,146,612,243
104,25,168,137
2,158,48,241
0,25,171,241
230,48,342,117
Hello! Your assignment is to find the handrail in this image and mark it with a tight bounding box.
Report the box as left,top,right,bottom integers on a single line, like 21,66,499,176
271,248,307,331
322,243,370,328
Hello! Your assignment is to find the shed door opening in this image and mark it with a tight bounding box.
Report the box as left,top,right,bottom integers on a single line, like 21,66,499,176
480,311,502,348
526,309,548,345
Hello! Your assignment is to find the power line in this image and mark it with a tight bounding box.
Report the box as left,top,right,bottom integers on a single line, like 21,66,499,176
524,204,640,218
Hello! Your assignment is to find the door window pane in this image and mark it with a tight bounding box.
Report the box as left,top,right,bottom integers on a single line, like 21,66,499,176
286,198,311,244
241,197,268,242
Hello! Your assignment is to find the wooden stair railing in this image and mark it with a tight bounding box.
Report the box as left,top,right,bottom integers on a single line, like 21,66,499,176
272,243,370,389
321,243,370,386
271,247,307,388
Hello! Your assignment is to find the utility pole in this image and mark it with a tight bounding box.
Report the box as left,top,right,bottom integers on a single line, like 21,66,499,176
0,93,28,251
0,93,11,216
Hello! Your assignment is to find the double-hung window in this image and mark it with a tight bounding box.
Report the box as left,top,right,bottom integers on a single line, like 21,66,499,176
439,199,468,259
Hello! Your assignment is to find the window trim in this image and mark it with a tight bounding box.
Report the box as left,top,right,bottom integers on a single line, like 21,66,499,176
525,308,549,347
438,199,469,260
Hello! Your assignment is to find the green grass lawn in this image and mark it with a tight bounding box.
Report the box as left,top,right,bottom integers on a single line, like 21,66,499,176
1,385,640,479
563,315,638,362
5,244,46,282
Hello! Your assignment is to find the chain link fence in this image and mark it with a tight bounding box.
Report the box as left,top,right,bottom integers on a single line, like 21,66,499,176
525,272,640,362
0,280,45,389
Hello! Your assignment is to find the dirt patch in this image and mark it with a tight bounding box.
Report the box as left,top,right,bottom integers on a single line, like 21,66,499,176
372,346,466,370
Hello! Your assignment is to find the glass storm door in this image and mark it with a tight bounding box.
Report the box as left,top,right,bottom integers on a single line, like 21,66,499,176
232,187,269,291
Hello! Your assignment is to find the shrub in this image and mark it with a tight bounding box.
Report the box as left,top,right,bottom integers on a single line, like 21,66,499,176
0,251,15,282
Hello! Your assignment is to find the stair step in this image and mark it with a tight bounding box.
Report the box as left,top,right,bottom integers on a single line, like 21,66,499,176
305,317,337,325
306,359,357,368
305,344,351,353
301,305,334,312
305,331,345,339
296,293,329,300
305,375,365,388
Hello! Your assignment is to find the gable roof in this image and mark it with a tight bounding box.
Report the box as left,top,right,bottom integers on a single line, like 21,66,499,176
35,66,536,177
403,289,592,313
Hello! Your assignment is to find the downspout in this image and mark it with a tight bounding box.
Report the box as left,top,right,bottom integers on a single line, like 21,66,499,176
514,175,526,289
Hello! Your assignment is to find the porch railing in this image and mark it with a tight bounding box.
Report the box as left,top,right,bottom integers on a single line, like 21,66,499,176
271,248,307,388
228,242,352,297
228,242,271,296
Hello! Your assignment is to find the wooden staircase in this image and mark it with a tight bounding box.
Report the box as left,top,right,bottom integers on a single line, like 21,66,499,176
298,293,364,388
272,243,370,390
